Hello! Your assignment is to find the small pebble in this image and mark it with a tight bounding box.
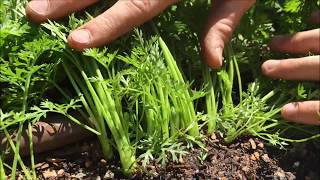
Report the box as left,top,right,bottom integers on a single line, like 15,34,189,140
57,169,64,175
249,138,256,150
210,133,217,140
71,172,86,179
103,170,115,179
42,170,57,179
250,154,257,161
242,166,249,172
35,162,49,170
274,170,286,178
261,154,270,163
52,162,59,167
218,171,224,177
17,174,24,180
257,142,264,149
179,156,184,164
100,159,107,165
46,158,65,163
242,142,251,150
253,152,260,160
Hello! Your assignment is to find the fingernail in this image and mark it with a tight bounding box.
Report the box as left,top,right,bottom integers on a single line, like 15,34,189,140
282,103,296,118
263,60,279,71
28,0,49,15
215,47,223,65
70,29,91,44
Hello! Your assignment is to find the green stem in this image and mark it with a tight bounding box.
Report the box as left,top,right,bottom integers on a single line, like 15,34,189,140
10,123,23,180
261,90,276,102
62,62,113,159
144,85,156,135
81,64,135,172
233,53,242,103
226,46,234,106
203,66,217,134
94,79,136,172
11,63,34,178
156,83,170,139
0,157,6,180
27,123,36,180
158,37,199,137
4,129,32,180
260,133,320,143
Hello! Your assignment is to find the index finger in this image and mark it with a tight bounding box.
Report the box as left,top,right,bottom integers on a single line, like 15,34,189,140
26,0,98,23
68,0,178,50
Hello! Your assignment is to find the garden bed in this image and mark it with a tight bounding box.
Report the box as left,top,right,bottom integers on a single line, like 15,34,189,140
15,136,318,179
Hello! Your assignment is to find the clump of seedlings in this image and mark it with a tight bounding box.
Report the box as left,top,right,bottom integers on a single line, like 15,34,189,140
1,0,319,178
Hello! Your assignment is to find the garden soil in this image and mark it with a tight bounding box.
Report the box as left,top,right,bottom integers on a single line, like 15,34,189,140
14,135,319,179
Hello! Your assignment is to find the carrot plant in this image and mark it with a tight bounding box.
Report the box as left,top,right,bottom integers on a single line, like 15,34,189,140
40,15,204,171
201,43,320,146
1,0,319,178
0,0,99,178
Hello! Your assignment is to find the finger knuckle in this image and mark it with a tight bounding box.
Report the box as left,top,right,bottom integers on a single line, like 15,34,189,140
215,19,234,41
97,14,117,32
128,0,152,14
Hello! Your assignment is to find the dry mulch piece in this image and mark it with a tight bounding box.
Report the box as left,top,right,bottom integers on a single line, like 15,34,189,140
13,135,319,179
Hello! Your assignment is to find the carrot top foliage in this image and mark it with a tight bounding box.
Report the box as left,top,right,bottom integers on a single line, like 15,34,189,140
1,0,319,178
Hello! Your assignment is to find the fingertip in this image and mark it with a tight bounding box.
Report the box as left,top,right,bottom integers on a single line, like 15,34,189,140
261,60,279,77
281,103,296,120
202,46,223,69
68,29,92,51
25,1,49,23
281,101,320,125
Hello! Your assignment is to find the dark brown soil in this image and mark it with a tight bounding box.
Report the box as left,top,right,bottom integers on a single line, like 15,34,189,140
269,141,320,180
3,114,318,179
9,135,319,179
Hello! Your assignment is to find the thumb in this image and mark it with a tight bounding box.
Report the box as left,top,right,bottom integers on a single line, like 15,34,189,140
202,0,255,68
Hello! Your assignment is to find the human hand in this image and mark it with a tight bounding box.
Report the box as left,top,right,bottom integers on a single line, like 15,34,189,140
26,0,178,50
261,11,320,125
26,0,255,66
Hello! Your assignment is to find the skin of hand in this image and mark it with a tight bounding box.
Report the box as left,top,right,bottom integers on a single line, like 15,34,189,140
261,12,320,125
25,1,319,125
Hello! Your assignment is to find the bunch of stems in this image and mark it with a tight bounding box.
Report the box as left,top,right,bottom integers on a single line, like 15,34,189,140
62,49,135,173
158,37,200,137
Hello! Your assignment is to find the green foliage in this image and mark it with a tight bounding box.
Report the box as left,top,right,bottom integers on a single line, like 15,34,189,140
284,0,303,13
0,0,93,178
1,0,319,178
